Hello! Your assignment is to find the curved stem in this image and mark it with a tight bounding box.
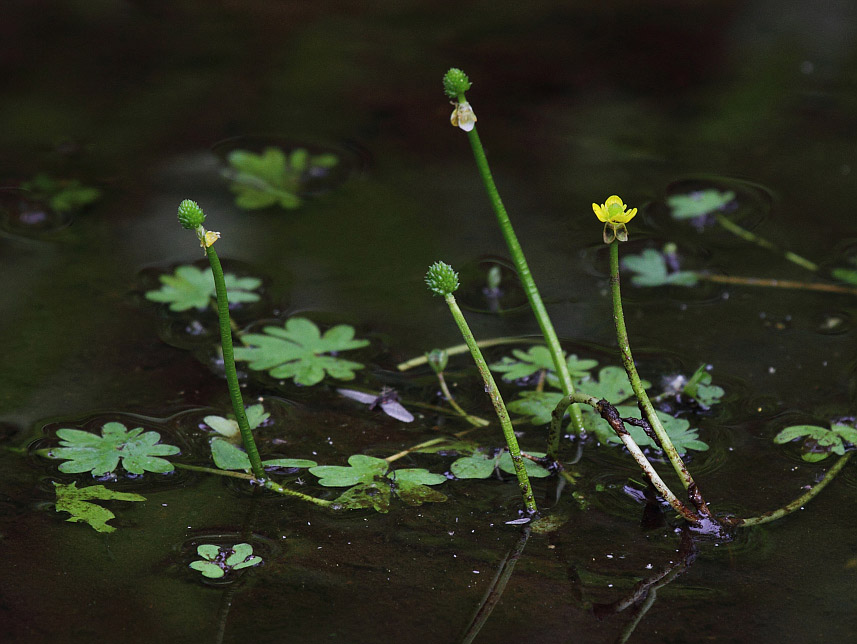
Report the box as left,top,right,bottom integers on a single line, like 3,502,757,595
729,452,852,527
206,246,266,480
609,241,699,493
397,337,539,371
714,213,819,272
443,292,537,514
464,124,585,452
437,371,491,427
553,393,699,523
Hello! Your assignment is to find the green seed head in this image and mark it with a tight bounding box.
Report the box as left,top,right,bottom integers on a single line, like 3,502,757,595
443,68,472,99
425,261,460,296
177,199,206,229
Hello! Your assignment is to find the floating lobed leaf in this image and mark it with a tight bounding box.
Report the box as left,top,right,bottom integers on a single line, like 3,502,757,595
773,422,857,462
490,346,597,386
309,454,388,487
235,317,368,386
667,189,735,220
53,482,145,533
21,173,102,213
204,404,270,440
210,438,316,472
621,249,698,288
592,406,708,454
576,366,648,404
51,422,180,476
681,366,725,407
145,265,262,312
498,451,551,478
506,391,567,426
450,452,496,479
225,147,339,211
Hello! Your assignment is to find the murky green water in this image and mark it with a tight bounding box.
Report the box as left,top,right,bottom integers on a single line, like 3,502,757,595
3,2,857,642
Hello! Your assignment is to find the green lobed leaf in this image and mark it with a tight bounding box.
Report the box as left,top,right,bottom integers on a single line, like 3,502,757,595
393,481,447,506
190,561,225,578
498,451,551,478
450,453,496,479
575,366,647,405
621,249,698,288
235,317,368,386
490,346,598,388
594,406,709,455
506,391,566,426
309,454,388,487
54,482,145,533
21,173,102,213
197,544,221,560
210,438,316,471
832,423,857,445
51,422,180,476
145,265,261,312
226,147,305,210
773,425,828,443
667,190,735,220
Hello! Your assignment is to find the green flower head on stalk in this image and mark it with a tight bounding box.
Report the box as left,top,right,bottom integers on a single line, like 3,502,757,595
593,195,637,243
177,199,220,253
425,261,460,296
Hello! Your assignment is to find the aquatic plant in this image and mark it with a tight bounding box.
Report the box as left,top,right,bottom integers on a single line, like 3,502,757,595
234,317,368,386
308,454,447,512
443,68,585,451
20,173,101,213
224,146,338,210
50,422,180,476
774,421,857,462
145,265,261,312
425,260,538,514
177,199,267,480
189,543,263,579
203,404,270,441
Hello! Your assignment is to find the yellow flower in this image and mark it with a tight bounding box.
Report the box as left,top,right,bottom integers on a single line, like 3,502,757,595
592,195,637,243
197,228,221,254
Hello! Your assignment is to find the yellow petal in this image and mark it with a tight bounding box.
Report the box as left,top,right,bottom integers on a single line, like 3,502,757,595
592,203,608,222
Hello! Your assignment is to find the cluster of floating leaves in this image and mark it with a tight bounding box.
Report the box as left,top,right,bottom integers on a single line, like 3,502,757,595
774,422,857,462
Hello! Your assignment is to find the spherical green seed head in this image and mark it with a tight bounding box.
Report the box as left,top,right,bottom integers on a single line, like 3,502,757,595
443,68,472,99
425,261,460,296
177,199,206,229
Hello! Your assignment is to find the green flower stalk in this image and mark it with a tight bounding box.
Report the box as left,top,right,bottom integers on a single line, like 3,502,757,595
597,196,703,497
442,68,584,458
426,261,538,514
177,200,266,481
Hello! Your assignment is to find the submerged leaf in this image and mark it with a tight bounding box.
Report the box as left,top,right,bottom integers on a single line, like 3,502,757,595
54,482,145,533
145,265,261,312
235,317,368,386
21,173,102,213
576,366,647,405
507,391,567,426
50,422,180,476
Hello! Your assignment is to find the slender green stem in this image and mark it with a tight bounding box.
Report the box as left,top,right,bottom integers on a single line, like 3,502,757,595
553,393,699,522
609,241,699,494
698,273,857,296
437,371,491,427
174,462,255,479
714,213,819,272
206,245,266,481
462,122,585,452
396,336,538,371
730,452,852,527
262,478,334,508
443,292,537,514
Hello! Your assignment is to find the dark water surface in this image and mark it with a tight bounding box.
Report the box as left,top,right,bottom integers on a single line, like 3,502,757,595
2,1,857,642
